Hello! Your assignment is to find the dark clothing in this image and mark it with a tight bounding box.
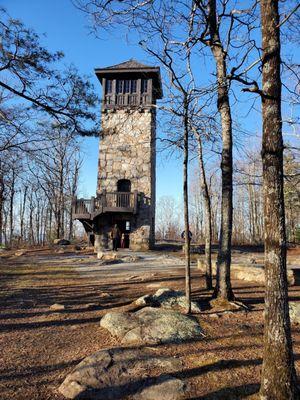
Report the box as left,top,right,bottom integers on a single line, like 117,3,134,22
111,226,121,251
111,227,121,239
181,230,192,240
113,238,118,251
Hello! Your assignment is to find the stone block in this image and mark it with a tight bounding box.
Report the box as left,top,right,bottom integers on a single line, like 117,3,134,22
197,258,296,286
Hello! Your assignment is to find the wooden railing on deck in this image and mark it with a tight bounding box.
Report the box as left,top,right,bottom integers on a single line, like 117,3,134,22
73,191,139,216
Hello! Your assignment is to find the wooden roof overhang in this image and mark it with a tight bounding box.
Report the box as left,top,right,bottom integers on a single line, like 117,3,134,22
95,59,163,99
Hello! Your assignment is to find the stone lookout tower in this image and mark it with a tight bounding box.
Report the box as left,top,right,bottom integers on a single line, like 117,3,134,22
73,60,163,251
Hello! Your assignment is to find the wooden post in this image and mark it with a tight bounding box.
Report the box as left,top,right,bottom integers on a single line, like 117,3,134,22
133,190,138,214
137,78,141,105
148,78,153,105
112,79,116,106
102,77,106,109
91,196,95,213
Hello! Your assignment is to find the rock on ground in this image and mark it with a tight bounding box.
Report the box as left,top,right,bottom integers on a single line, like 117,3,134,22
50,303,65,311
134,288,202,313
122,255,141,263
100,307,204,345
53,239,71,245
97,251,118,260
58,347,186,400
289,302,300,324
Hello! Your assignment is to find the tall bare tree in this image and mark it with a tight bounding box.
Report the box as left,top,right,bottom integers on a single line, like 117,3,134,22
196,132,212,289
259,0,299,397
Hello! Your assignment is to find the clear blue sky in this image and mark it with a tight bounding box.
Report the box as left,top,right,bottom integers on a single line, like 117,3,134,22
3,1,298,204
3,0,186,202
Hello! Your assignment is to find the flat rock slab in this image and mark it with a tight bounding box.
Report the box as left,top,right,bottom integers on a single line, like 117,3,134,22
135,288,202,313
100,307,204,345
59,347,186,400
197,259,296,285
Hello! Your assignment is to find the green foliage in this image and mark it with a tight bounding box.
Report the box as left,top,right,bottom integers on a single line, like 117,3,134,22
0,7,99,137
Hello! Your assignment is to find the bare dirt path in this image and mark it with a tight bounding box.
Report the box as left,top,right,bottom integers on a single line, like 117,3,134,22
0,247,299,399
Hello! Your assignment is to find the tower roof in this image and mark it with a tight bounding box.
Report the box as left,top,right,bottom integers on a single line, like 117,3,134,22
95,59,163,99
95,58,159,73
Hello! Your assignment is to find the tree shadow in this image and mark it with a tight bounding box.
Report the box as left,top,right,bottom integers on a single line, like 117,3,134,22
0,359,81,381
189,383,260,399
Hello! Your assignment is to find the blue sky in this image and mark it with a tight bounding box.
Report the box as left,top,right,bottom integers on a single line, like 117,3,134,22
3,0,186,201
6,0,298,204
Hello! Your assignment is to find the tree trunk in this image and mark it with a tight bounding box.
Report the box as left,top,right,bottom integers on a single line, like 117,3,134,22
69,160,79,240
197,133,212,290
9,168,16,246
20,186,28,242
0,161,4,246
207,0,234,300
259,1,299,398
183,98,191,313
29,199,34,245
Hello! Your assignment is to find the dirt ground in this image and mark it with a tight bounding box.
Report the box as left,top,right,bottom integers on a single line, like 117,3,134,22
0,245,300,400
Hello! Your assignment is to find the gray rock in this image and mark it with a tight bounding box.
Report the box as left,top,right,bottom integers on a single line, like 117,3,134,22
14,249,27,256
100,312,138,337
59,347,185,400
138,375,186,400
125,275,140,281
100,307,204,345
134,288,202,313
54,239,71,245
50,303,65,311
134,294,156,307
82,303,99,310
289,302,300,324
97,251,118,260
122,255,142,263
99,291,111,298
208,313,220,319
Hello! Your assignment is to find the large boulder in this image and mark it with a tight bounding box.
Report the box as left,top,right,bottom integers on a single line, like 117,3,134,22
100,307,204,345
134,288,202,313
58,347,186,400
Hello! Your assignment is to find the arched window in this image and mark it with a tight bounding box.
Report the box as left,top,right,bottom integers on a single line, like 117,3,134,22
117,179,131,192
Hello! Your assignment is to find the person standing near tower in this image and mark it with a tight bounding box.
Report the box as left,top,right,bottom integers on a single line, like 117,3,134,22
111,224,121,251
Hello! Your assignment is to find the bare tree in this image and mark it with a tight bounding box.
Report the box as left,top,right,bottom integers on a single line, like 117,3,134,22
156,196,181,240
196,132,213,289
258,0,299,397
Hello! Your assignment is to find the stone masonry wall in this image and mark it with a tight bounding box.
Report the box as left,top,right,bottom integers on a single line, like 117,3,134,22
97,109,156,250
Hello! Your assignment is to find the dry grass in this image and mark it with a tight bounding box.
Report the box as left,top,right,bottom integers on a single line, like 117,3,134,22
0,247,299,400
